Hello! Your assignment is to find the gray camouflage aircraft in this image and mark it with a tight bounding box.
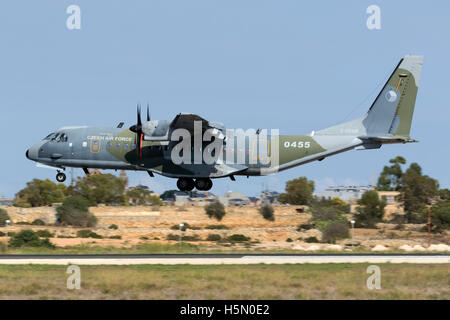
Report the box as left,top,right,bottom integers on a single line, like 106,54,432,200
26,55,423,191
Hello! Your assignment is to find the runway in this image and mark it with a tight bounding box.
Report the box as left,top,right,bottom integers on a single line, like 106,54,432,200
0,254,448,265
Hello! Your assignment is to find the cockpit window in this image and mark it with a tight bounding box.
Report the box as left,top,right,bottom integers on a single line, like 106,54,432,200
46,133,68,142
59,133,68,142
43,133,56,140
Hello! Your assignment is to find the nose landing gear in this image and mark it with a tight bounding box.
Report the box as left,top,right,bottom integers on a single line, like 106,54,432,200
56,171,66,183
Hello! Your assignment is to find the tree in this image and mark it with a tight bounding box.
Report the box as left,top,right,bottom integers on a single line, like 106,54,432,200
439,189,450,201
402,163,439,216
259,204,275,221
73,174,127,206
14,179,67,207
355,190,385,228
204,201,226,221
430,200,450,232
56,196,97,227
322,221,349,243
308,200,349,237
312,197,348,213
160,190,179,200
126,187,163,206
0,208,10,227
377,156,406,191
278,177,315,205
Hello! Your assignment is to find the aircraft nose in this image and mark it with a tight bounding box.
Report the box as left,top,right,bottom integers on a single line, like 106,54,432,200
26,143,42,161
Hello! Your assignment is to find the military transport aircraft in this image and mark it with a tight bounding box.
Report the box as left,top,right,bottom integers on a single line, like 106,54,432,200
26,55,423,191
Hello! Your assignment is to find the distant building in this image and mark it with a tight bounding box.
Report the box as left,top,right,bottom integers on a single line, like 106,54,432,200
119,170,129,189
189,192,216,206
174,192,190,206
377,190,404,215
218,191,250,206
315,185,373,202
0,197,13,206
260,190,280,205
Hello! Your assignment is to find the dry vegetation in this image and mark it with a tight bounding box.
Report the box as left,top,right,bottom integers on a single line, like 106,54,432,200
0,264,448,300
1,205,448,253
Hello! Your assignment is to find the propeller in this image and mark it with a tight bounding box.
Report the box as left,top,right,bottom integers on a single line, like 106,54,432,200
129,103,144,159
146,102,150,122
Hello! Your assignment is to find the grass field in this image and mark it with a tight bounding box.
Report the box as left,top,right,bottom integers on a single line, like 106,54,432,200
0,264,448,299
2,241,447,255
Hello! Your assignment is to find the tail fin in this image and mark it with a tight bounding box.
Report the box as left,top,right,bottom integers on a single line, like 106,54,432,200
363,55,424,139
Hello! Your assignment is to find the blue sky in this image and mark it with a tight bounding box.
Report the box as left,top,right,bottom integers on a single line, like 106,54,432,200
1,0,449,198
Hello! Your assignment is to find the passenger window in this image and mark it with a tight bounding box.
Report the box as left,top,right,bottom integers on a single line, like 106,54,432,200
107,142,112,148
123,143,129,149
115,143,120,149
132,144,136,149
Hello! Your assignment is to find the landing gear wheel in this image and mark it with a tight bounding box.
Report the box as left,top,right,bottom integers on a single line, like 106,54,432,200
195,178,213,191
205,178,213,191
56,172,66,183
177,178,194,191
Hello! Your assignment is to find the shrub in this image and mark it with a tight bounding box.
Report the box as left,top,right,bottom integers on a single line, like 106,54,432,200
166,234,199,241
286,238,293,242
0,209,10,227
321,222,349,243
108,224,118,230
76,230,103,239
140,236,149,240
35,230,54,238
15,222,31,225
166,234,178,241
204,201,226,221
170,223,190,231
227,234,250,242
297,224,313,231
206,234,222,241
0,231,5,236
205,224,229,230
181,235,199,241
8,229,55,248
109,235,121,239
304,236,319,243
259,204,275,221
56,196,97,227
31,219,46,226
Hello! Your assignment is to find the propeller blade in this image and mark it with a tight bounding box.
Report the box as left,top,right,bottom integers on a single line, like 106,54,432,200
146,103,150,122
137,132,143,159
137,103,142,127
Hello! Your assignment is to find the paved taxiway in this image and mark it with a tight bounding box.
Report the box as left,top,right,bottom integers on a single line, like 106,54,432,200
0,254,448,265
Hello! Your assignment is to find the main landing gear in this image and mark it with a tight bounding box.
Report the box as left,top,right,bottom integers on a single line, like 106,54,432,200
56,171,66,183
177,178,213,191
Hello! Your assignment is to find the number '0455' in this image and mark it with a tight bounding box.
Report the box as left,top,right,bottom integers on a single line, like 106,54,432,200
284,141,310,148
